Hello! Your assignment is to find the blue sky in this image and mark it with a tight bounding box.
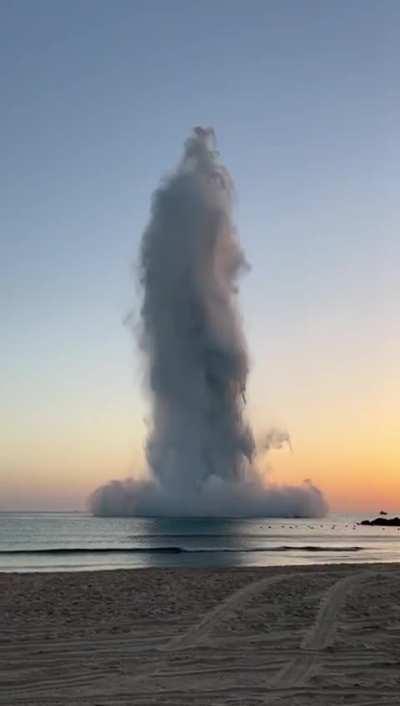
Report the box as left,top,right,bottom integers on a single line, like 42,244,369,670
1,1,399,510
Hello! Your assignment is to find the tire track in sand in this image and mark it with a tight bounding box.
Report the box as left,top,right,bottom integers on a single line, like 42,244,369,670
271,570,372,690
163,571,307,651
129,572,301,687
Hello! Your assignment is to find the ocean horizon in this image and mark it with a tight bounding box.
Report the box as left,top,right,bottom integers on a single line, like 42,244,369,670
1,510,399,573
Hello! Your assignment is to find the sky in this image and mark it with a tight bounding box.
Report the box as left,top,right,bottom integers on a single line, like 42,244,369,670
1,0,399,513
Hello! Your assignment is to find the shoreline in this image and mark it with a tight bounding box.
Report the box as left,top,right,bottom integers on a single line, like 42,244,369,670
1,553,399,574
1,563,400,704
1,556,400,574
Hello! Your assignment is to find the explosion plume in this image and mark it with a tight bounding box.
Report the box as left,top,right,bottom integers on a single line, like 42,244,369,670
89,129,327,518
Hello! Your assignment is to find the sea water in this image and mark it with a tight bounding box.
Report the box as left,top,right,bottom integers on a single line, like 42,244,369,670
0,511,399,572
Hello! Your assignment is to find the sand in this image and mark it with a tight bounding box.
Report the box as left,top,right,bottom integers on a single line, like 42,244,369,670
1,564,400,705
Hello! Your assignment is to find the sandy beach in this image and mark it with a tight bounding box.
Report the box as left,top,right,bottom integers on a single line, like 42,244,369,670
1,564,400,705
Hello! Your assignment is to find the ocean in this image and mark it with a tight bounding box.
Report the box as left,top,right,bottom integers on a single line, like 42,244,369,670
0,511,399,572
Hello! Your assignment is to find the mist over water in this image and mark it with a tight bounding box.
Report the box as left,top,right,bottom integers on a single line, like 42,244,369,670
89,128,328,518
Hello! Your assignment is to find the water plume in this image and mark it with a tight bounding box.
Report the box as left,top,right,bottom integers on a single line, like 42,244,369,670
89,128,328,518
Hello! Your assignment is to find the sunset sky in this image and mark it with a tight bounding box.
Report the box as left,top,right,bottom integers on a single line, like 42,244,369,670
1,1,399,512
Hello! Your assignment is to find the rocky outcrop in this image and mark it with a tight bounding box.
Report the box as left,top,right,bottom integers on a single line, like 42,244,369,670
360,516,400,526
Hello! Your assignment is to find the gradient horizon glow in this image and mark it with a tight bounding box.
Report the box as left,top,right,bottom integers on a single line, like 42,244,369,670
1,1,399,513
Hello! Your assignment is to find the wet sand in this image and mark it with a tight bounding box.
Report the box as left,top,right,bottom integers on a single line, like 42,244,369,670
1,564,400,705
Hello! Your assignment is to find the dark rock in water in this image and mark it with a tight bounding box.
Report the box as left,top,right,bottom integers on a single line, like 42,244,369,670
360,516,400,526
379,510,388,515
